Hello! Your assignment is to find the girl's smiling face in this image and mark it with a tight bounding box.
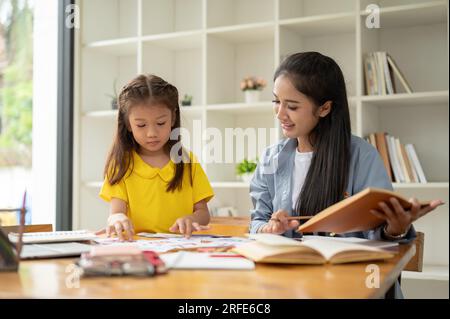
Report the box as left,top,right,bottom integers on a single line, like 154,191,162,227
128,103,175,155
273,75,331,140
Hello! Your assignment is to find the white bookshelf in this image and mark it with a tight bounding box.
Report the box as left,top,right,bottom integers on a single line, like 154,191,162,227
74,0,449,297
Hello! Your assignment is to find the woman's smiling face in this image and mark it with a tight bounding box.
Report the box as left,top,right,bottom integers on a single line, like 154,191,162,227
273,75,322,139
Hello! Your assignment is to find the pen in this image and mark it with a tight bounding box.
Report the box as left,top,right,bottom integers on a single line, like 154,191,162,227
270,216,312,222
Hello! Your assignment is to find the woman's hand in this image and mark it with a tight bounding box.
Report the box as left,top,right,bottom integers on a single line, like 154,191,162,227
169,216,210,238
370,197,444,237
95,213,135,242
261,210,300,234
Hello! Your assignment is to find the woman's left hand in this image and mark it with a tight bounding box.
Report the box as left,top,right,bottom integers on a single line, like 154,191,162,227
370,197,444,237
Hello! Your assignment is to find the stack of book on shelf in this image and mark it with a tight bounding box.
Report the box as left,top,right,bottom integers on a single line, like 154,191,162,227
366,132,427,184
364,51,413,95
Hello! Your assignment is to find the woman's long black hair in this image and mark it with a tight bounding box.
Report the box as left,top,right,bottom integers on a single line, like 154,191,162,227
274,52,351,216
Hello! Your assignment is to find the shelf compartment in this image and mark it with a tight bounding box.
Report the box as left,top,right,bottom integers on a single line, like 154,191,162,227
142,0,203,36
207,0,275,29
279,26,357,97
208,187,253,217
360,102,448,183
205,111,277,182
360,1,447,28
206,27,274,105
80,118,116,183
279,0,356,20
142,33,203,106
81,0,138,43
81,45,138,113
360,7,448,95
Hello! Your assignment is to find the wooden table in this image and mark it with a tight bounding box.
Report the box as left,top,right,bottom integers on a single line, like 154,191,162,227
0,219,415,299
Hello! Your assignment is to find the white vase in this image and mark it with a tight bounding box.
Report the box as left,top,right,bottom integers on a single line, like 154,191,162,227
244,90,260,103
241,173,254,183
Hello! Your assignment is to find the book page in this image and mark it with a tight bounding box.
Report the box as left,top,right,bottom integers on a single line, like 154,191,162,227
247,233,303,246
160,251,255,270
232,240,322,263
94,236,251,253
302,235,398,249
300,237,391,261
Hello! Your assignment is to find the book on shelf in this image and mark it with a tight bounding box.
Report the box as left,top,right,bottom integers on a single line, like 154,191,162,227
386,134,403,182
374,132,392,181
395,138,411,183
405,144,427,183
387,54,413,94
400,143,416,183
381,52,394,94
232,233,397,265
296,187,430,234
376,52,387,95
364,52,412,95
368,132,427,184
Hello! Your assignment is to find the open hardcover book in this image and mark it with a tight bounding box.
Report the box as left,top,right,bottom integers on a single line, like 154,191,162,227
297,188,429,234
232,234,397,265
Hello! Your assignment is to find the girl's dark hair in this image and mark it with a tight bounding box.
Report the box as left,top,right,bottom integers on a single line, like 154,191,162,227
274,52,351,217
104,74,191,192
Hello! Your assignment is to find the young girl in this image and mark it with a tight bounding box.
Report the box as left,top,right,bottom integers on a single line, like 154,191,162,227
98,74,214,240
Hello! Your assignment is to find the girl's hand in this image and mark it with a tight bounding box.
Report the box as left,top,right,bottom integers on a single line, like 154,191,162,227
370,197,444,237
169,216,210,238
261,210,300,234
95,213,135,242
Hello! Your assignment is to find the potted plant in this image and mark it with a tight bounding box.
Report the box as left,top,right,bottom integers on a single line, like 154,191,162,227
106,79,119,110
236,158,258,183
240,76,267,103
181,94,193,106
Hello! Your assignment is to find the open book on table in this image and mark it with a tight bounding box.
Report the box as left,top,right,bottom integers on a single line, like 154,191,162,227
232,233,398,265
296,188,429,234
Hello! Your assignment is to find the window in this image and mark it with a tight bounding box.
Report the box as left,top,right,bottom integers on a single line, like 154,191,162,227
0,0,34,226
0,0,58,227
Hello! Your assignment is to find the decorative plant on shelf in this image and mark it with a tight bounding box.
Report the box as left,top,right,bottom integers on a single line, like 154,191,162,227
240,76,267,91
236,158,258,182
106,79,119,110
240,76,267,103
181,94,193,106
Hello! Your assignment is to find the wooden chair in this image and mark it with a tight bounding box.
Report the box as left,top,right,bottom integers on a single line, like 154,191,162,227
385,231,424,298
196,216,250,237
404,231,424,272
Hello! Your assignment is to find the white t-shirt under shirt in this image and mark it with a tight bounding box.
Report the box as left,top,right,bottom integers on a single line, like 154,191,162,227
291,150,314,210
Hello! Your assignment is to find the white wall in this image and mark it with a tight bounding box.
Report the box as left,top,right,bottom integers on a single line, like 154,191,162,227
31,0,58,226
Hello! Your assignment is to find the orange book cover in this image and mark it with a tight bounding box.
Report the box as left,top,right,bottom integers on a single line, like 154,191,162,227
297,188,429,234
375,132,393,181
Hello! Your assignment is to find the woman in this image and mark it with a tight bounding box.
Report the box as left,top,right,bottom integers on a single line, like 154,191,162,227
249,52,443,297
